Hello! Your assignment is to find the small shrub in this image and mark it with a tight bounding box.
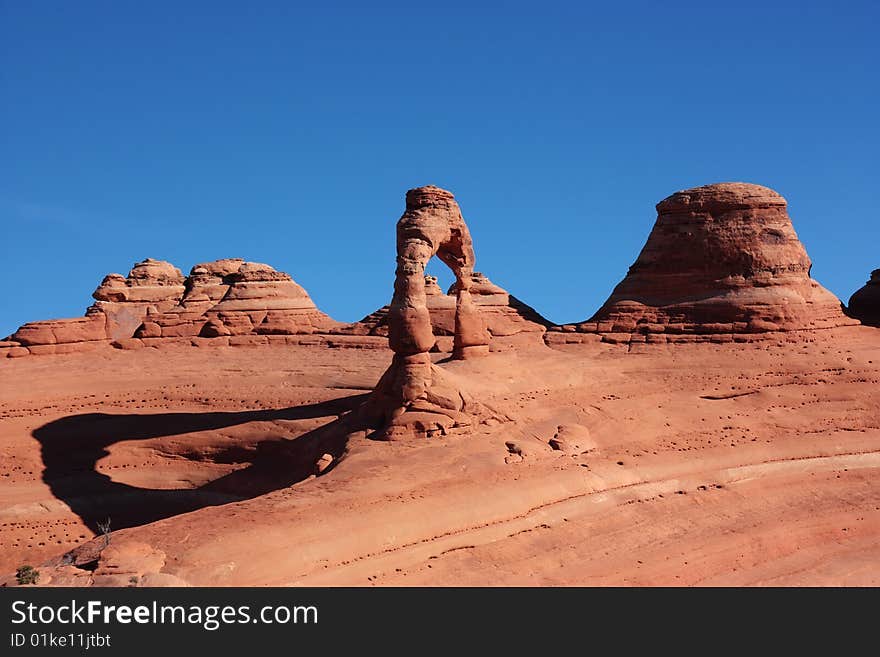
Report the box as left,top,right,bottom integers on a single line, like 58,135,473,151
96,518,112,547
16,565,39,586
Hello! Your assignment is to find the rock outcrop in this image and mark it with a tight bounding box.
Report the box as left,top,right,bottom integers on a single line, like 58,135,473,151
137,259,338,338
133,258,243,338
4,259,186,355
359,185,494,439
3,183,860,362
342,272,549,346
550,183,855,344
847,269,880,327
91,258,186,339
2,258,338,357
8,315,108,350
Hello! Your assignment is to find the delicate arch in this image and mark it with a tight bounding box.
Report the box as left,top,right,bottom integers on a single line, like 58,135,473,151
363,186,490,436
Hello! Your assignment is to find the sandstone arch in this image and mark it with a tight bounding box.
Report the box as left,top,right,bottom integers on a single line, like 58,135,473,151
361,186,491,439
388,185,490,363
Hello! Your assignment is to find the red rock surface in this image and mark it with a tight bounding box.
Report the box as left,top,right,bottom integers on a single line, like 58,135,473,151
343,272,549,346
2,258,338,358
1,325,878,586
557,183,854,344
138,259,338,339
1,183,878,587
848,269,880,327
9,315,108,348
91,258,186,340
4,259,185,356
359,185,494,440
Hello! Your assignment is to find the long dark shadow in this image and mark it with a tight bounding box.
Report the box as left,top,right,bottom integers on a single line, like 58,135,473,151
32,393,367,533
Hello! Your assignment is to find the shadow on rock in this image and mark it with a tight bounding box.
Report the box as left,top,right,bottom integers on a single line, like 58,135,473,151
32,394,367,532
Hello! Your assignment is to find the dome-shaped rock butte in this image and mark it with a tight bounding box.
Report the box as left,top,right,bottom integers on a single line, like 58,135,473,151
847,269,880,327
550,183,855,344
137,259,338,339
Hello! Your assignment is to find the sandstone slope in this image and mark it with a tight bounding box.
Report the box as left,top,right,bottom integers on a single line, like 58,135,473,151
1,326,878,586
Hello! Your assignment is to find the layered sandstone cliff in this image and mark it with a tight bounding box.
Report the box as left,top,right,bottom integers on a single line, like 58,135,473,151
137,259,338,338
2,258,339,357
4,259,186,356
90,258,186,340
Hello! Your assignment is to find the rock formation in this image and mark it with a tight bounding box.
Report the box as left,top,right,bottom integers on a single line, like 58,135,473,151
847,269,880,327
359,185,493,439
7,315,108,352
133,258,243,338
137,259,338,338
455,272,549,334
5,259,185,355
2,258,338,357
91,258,186,339
3,182,862,361
343,272,549,346
551,183,855,344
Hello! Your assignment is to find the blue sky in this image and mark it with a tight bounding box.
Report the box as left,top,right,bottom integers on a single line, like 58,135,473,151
2,1,878,337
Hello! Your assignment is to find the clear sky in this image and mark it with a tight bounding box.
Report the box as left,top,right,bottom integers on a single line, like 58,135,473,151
2,1,878,338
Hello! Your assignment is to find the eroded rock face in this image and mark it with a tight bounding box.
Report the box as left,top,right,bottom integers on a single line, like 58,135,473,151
556,183,853,343
3,258,338,357
91,258,186,340
93,259,186,303
7,259,186,352
208,261,336,336
360,186,493,439
848,269,880,327
343,272,549,344
9,315,108,348
389,185,491,361
134,258,244,338
137,259,338,338
452,272,550,337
